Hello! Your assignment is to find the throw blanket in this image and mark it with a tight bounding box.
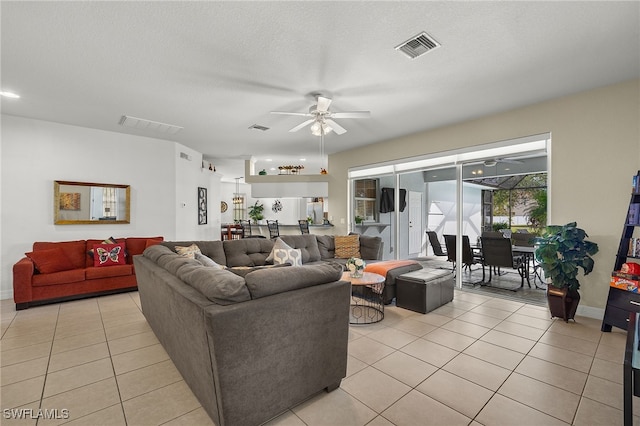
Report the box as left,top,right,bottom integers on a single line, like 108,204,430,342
364,260,420,277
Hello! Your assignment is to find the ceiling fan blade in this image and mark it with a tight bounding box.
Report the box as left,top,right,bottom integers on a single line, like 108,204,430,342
325,119,347,135
499,158,524,164
271,111,312,117
331,111,371,119
289,119,315,132
316,96,332,112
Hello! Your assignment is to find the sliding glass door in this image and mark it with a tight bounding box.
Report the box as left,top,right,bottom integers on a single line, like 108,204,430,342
348,134,550,289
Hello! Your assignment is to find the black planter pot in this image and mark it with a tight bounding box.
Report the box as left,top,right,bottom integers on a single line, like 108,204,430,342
547,285,580,322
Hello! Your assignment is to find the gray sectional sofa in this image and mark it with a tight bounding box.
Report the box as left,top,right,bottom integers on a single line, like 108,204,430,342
133,234,382,426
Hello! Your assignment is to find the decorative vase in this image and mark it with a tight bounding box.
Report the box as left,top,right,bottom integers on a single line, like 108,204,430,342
547,284,580,322
347,257,366,278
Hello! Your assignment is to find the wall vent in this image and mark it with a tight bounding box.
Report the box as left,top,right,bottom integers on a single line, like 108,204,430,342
248,124,270,131
179,152,192,161
395,32,440,59
118,115,183,134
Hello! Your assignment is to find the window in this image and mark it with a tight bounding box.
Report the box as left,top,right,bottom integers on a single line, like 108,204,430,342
354,178,378,222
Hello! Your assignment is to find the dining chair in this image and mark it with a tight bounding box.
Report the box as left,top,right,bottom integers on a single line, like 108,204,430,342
266,220,280,238
426,231,447,256
298,220,310,234
443,235,483,271
481,231,503,239
239,219,252,237
480,236,529,289
444,234,484,284
511,231,534,247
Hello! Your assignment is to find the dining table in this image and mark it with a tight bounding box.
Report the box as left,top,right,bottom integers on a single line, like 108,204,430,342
511,245,545,289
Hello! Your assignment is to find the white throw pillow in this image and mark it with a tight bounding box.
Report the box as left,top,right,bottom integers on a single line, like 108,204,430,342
195,252,225,269
273,248,302,267
266,238,294,263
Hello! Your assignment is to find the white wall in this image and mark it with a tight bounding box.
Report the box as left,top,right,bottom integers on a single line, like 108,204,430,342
0,115,218,299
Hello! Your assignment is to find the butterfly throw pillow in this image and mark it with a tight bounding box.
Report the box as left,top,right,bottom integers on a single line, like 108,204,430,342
93,242,126,267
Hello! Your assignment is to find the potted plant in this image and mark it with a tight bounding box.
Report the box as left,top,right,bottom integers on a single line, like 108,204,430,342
248,201,264,223
534,222,599,322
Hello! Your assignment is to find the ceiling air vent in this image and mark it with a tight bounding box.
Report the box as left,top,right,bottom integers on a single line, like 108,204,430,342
395,32,440,59
118,115,183,134
248,124,270,131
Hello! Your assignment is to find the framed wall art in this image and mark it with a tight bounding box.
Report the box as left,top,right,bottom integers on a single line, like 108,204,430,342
198,187,207,225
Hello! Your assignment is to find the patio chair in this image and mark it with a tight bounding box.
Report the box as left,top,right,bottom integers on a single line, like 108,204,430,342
511,231,534,247
443,235,483,274
480,236,529,289
426,231,447,256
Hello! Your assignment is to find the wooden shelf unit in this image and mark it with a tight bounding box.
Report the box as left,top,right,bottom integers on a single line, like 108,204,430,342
602,172,640,332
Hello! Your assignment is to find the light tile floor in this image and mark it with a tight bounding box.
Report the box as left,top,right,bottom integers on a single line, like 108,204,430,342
1,291,638,426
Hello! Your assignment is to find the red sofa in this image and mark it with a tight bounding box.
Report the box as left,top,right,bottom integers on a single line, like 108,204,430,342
13,236,163,310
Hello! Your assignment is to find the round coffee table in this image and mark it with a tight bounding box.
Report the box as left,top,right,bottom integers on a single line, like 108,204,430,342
341,271,386,324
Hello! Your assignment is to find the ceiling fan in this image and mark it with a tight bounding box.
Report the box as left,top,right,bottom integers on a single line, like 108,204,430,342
271,95,370,136
483,158,524,167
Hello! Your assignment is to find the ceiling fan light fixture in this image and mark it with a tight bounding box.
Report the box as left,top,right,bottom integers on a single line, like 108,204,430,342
310,121,322,136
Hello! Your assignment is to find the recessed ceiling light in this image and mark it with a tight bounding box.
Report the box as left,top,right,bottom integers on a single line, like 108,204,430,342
265,159,272,162
0,91,20,99
300,158,306,162
270,167,276,171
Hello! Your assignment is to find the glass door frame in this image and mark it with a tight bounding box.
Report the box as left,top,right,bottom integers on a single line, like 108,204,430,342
348,134,550,289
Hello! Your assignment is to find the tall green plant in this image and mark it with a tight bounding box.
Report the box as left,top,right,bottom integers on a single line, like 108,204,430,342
248,201,264,222
525,189,547,231
534,222,599,291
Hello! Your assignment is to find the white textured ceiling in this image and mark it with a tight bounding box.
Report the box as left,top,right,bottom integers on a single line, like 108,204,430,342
2,1,639,179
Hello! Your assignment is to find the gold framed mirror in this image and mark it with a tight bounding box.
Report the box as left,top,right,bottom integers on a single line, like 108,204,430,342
54,180,131,225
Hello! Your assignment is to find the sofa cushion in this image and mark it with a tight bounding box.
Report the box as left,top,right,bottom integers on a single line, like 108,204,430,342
273,248,302,266
354,234,383,260
316,235,335,260
26,248,76,274
175,244,202,259
93,243,127,267
195,253,225,269
126,236,164,257
86,237,119,260
32,268,86,287
244,263,343,299
86,264,133,280
177,263,250,305
33,240,87,269
223,238,274,267
143,244,175,262
279,235,322,263
161,241,226,265
156,250,202,276
227,263,290,278
334,235,361,259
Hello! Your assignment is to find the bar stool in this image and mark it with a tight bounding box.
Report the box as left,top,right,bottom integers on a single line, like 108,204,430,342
298,220,310,234
266,220,280,238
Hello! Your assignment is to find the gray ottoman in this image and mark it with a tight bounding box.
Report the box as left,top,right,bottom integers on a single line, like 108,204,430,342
395,268,454,313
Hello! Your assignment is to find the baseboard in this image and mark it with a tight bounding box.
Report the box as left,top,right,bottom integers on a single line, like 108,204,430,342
1,289,13,301
576,305,605,320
